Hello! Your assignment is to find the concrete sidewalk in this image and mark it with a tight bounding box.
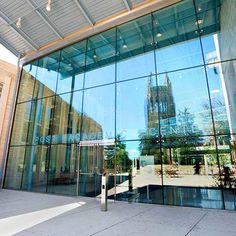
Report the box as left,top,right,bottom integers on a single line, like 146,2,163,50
0,189,236,236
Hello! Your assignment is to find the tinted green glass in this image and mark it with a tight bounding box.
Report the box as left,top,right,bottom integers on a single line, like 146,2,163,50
115,140,163,204
153,0,203,72
7,0,236,210
47,144,77,195
82,84,115,141
33,51,60,99
17,62,38,103
162,136,223,209
216,134,236,210
28,97,55,145
10,102,33,146
206,61,232,135
85,29,116,88
4,146,25,189
117,15,155,81
21,145,49,192
158,67,214,137
116,75,159,140
78,144,110,197
57,40,86,94
51,91,83,144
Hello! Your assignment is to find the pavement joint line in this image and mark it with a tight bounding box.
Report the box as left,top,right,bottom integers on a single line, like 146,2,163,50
184,210,209,236
89,205,154,236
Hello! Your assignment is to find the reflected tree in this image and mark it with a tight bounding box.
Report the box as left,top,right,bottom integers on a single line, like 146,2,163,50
104,135,132,172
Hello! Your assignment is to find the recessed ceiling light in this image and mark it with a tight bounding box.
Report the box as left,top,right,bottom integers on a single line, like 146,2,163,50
46,0,51,12
195,19,203,25
198,7,202,12
195,29,203,34
16,17,21,28
156,33,162,37
122,44,127,49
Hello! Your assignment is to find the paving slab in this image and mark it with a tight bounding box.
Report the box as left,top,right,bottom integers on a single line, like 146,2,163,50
0,189,236,236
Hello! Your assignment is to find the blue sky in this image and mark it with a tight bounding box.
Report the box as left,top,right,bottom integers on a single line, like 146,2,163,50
25,34,226,143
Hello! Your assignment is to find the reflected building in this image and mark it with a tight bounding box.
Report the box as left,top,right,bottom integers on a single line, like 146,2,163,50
5,70,105,194
3,0,236,210
146,73,176,131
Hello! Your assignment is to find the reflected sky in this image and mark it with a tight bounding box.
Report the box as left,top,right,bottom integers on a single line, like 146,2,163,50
26,33,230,141
17,0,234,143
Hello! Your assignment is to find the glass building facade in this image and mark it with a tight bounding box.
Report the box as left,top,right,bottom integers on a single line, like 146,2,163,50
4,0,236,210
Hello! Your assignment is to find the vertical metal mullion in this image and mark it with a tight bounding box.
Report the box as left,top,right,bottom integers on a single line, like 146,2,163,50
151,12,164,205
76,142,81,197
114,26,118,201
45,50,62,193
77,39,89,196
65,73,76,170
193,0,225,209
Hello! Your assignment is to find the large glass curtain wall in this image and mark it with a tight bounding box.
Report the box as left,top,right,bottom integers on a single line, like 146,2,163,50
4,0,236,210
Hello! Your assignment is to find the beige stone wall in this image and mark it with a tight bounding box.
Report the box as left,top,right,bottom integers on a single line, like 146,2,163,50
0,60,17,173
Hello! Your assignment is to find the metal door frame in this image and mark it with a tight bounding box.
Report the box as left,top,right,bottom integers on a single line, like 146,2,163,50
76,139,115,197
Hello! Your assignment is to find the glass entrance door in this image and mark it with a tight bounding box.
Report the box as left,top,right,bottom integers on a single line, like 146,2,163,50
77,140,115,198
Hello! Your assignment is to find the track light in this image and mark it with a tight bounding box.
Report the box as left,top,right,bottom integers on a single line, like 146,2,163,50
93,51,97,59
16,17,21,28
195,19,203,25
46,0,51,12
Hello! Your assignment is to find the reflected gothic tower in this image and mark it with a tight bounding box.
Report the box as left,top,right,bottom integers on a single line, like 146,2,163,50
146,73,176,129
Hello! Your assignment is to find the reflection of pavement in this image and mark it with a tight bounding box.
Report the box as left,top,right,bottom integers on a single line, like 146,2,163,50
109,165,218,196
133,165,217,187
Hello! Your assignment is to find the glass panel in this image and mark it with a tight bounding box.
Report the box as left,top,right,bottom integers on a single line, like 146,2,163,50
57,40,86,94
82,84,115,141
10,102,33,146
158,67,214,137
21,145,49,192
117,15,155,81
4,146,25,189
206,61,234,135
115,140,163,204
162,136,223,209
28,97,55,145
47,144,77,195
196,0,236,63
33,51,60,99
116,75,159,140
85,29,116,88
153,0,203,72
51,91,83,144
216,135,236,210
17,62,38,103
78,144,109,197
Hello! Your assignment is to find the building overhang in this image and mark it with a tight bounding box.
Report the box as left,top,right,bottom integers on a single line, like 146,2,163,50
20,0,181,65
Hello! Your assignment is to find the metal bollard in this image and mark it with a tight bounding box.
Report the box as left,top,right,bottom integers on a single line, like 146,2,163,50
101,172,108,211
